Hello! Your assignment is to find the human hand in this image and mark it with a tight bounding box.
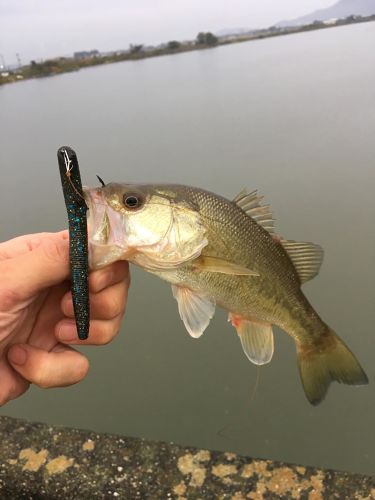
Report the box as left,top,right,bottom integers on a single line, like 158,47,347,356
0,231,129,405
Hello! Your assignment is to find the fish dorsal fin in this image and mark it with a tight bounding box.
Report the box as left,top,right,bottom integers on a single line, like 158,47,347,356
192,256,259,276
281,240,324,284
172,285,216,339
229,314,274,365
233,189,275,234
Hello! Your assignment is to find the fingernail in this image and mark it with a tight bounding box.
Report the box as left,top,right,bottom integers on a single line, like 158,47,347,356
8,345,28,365
58,322,77,342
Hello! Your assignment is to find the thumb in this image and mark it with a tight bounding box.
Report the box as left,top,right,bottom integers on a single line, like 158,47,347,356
3,232,70,297
8,343,89,388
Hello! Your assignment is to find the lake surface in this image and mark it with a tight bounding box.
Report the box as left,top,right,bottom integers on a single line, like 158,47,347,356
1,22,374,475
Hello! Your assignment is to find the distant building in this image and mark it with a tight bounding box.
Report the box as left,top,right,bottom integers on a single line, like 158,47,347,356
323,18,338,26
101,50,129,57
73,50,100,59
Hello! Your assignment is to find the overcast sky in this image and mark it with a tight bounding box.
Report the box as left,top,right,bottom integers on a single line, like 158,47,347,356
1,0,336,66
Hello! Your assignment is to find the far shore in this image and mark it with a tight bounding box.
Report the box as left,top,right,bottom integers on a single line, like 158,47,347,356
1,14,374,86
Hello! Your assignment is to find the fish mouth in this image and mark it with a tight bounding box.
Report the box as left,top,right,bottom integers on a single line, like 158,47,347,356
84,187,129,269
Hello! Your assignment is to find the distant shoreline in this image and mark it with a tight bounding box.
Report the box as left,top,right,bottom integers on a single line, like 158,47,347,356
1,14,374,86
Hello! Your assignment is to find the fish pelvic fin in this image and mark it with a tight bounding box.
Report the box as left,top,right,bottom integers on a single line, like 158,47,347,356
297,328,368,405
229,314,274,365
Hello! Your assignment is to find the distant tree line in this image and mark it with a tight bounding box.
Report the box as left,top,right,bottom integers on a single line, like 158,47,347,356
167,41,181,50
129,44,144,54
195,32,218,46
167,33,219,50
4,15,374,87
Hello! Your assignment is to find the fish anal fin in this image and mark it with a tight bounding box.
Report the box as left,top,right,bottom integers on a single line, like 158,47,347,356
233,188,275,234
229,314,274,365
172,285,215,339
193,256,259,277
281,240,324,284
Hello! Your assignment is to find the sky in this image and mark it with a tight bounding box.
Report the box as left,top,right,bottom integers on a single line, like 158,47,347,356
1,0,337,66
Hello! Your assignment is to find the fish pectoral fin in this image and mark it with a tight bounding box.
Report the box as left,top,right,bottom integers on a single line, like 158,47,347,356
192,256,259,276
229,314,274,365
172,285,216,339
281,240,324,284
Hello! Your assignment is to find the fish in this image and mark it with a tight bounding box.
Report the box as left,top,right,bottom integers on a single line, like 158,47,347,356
84,182,368,404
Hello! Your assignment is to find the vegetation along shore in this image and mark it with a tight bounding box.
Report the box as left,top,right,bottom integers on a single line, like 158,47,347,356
1,14,374,86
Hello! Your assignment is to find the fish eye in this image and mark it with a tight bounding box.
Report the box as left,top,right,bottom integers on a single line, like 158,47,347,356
123,193,142,209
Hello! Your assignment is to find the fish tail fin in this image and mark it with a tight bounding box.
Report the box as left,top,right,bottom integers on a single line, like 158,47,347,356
297,328,368,405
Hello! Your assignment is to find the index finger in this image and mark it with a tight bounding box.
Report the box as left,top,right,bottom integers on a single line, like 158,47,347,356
89,260,130,293
0,231,68,261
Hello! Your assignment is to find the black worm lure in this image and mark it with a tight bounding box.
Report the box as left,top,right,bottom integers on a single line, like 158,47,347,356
57,146,90,340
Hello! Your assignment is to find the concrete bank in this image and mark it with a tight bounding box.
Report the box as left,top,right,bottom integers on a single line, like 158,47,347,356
0,416,373,499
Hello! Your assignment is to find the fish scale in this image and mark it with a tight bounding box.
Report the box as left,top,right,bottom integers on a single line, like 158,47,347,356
172,186,304,324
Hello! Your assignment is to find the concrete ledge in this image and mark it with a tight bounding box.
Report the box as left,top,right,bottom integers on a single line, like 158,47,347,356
0,416,373,499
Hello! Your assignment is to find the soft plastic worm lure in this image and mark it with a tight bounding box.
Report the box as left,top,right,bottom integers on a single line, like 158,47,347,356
57,146,90,340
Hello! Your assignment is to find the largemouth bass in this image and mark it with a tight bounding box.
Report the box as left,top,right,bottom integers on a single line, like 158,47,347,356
85,183,368,404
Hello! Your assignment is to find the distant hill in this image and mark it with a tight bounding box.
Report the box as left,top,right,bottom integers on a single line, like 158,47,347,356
277,0,375,27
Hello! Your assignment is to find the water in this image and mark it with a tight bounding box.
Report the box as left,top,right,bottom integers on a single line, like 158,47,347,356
1,22,374,475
